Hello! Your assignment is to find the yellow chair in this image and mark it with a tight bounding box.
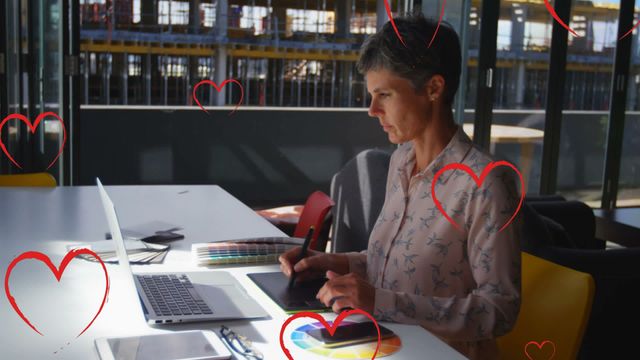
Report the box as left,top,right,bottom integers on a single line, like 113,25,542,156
497,252,594,360
0,172,57,187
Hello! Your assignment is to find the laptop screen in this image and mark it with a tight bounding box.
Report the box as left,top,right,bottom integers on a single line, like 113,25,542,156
96,178,137,289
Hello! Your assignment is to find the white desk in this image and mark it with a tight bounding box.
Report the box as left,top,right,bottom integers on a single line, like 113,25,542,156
463,124,544,184
0,185,465,359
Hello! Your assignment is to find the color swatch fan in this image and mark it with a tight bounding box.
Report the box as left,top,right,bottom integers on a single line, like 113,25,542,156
290,321,402,359
193,236,304,265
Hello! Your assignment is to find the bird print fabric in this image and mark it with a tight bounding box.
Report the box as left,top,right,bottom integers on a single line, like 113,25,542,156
345,127,522,360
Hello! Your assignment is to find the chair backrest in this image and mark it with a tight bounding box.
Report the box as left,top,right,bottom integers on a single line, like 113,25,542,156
522,201,640,358
330,149,391,253
293,191,334,251
528,200,601,249
497,252,594,360
524,194,566,202
0,173,57,187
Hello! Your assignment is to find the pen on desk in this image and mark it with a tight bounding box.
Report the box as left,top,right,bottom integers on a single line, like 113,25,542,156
288,226,315,290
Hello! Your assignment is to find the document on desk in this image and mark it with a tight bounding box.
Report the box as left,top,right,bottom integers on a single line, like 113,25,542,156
67,240,169,264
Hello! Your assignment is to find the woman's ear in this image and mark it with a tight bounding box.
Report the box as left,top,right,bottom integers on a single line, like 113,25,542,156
427,75,446,102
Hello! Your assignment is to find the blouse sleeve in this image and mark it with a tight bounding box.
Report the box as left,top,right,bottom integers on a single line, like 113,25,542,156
344,251,368,277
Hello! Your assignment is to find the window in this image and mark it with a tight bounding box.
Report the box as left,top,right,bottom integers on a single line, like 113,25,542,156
197,57,213,78
133,0,141,23
486,1,553,195
90,52,97,75
158,1,189,25
287,9,335,33
557,0,620,206
350,13,376,34
524,22,552,50
159,56,187,77
240,6,269,35
497,20,511,51
201,3,216,27
238,58,268,79
619,4,640,206
128,54,142,76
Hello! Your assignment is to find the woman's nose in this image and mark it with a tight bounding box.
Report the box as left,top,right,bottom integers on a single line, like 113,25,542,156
368,99,382,117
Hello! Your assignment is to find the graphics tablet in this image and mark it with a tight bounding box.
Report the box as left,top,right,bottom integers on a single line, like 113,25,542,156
247,272,330,313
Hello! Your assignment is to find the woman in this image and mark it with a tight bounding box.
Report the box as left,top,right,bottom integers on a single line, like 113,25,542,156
280,14,521,360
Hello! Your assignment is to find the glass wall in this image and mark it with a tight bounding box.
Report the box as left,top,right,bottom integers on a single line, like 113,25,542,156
5,0,21,115
618,2,640,206
37,0,64,180
490,1,552,195
4,0,23,172
0,0,635,206
557,0,619,206
1,0,64,179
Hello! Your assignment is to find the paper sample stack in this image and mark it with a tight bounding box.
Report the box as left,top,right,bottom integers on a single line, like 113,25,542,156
67,240,170,264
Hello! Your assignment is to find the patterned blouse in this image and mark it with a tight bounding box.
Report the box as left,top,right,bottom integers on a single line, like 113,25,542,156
345,127,522,359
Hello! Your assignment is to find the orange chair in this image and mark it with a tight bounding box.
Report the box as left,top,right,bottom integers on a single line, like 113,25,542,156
258,191,334,251
497,252,594,359
293,191,334,251
0,172,57,187
256,205,304,234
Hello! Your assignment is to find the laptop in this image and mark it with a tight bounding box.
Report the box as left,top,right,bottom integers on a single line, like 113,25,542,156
96,178,269,324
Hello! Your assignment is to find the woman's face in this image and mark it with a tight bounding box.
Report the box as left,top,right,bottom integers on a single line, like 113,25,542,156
366,68,432,144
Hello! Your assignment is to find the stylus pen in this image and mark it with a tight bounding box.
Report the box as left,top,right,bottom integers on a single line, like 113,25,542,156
288,226,315,289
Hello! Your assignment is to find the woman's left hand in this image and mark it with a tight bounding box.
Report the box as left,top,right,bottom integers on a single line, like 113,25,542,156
316,271,376,314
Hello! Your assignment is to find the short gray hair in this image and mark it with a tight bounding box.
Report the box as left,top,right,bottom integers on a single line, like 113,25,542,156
357,14,461,105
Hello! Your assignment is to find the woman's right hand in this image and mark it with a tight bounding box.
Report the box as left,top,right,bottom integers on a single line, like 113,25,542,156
279,247,349,283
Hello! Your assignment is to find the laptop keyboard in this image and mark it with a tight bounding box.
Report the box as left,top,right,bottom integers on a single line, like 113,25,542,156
136,274,214,317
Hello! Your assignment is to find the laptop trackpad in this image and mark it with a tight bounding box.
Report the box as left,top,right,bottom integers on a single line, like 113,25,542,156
193,283,250,316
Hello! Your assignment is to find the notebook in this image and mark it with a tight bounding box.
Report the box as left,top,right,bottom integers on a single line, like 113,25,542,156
192,236,304,266
247,272,330,313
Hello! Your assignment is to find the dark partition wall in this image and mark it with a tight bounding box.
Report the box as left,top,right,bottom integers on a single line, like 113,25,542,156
79,107,393,207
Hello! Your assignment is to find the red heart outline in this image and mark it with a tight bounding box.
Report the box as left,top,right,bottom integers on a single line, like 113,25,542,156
430,161,525,233
279,309,381,360
524,340,556,360
383,0,446,48
192,79,244,116
619,18,640,41
4,248,110,337
0,112,67,170
543,1,639,40
543,0,579,37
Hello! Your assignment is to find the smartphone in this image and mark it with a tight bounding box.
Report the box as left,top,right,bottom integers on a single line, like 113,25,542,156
95,330,232,360
306,322,395,348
